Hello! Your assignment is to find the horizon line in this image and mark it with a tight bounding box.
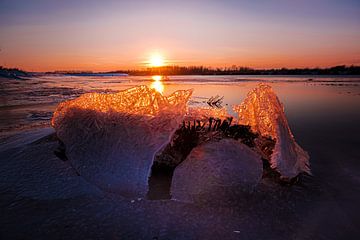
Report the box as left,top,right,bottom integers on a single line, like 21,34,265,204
3,64,359,73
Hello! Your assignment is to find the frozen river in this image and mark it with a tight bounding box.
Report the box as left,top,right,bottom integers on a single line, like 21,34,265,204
1,74,360,239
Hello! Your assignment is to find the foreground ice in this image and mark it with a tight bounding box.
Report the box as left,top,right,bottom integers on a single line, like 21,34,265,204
52,86,192,196
171,139,263,202
0,127,55,152
0,128,102,200
2,80,359,239
51,84,310,198
233,84,310,178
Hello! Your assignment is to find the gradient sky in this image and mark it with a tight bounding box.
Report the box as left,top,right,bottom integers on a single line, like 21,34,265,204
0,0,359,71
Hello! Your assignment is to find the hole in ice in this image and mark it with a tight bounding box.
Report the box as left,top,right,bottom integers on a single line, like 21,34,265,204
147,162,175,200
147,124,199,200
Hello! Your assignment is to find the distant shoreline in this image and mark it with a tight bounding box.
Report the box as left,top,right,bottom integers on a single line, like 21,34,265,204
2,65,360,79
0,67,31,79
47,65,360,76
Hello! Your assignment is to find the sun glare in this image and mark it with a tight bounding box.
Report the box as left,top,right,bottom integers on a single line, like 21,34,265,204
150,75,164,94
152,75,162,81
149,54,165,67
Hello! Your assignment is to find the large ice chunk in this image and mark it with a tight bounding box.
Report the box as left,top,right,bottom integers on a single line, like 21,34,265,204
171,139,263,203
52,86,192,197
233,84,310,178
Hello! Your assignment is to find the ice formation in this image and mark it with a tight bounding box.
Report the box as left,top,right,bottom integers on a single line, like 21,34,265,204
233,84,310,178
52,86,192,196
51,83,310,199
171,139,263,202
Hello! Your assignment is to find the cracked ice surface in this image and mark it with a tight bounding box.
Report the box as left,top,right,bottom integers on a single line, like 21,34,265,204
233,84,310,178
52,86,192,196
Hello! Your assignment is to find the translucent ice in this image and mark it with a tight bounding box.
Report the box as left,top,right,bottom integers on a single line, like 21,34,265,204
52,86,192,196
171,139,263,202
233,84,310,178
52,83,310,199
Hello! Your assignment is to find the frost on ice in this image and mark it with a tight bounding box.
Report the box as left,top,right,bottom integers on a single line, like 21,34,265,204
52,86,192,196
233,84,310,179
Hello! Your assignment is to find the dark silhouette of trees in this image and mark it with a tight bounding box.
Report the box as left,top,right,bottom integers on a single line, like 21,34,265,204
121,65,360,76
4,65,360,78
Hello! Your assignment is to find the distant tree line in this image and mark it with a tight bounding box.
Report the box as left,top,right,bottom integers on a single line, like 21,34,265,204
118,65,360,76
3,65,360,78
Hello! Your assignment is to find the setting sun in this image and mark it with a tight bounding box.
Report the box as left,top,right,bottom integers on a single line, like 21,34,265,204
149,54,165,67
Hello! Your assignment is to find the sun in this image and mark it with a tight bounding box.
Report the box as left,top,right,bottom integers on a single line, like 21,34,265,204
149,54,165,67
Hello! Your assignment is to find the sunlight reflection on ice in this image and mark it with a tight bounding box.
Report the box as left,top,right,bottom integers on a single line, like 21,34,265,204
150,75,165,94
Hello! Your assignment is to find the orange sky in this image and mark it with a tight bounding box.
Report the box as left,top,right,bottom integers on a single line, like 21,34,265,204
0,0,359,71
